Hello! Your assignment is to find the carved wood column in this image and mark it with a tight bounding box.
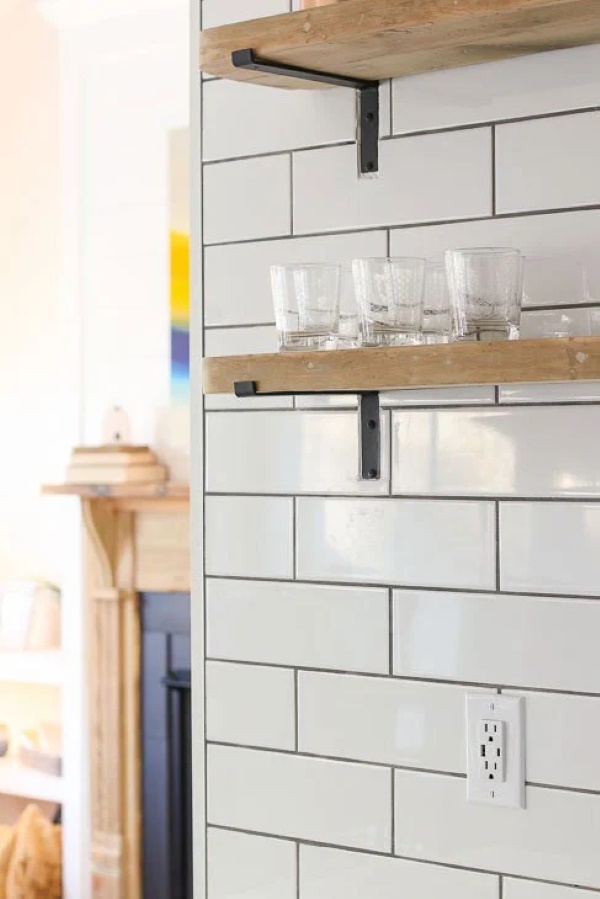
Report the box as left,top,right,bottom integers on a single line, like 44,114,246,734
43,482,190,899
83,500,127,899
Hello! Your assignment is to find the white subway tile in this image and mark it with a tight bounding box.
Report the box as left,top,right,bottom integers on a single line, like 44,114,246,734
499,382,600,404
204,80,392,160
500,501,600,595
204,327,292,410
207,578,389,673
298,672,475,772
392,45,600,135
206,661,295,750
519,307,593,339
293,130,491,234
204,80,355,161
205,230,387,327
297,498,495,589
394,770,600,888
509,690,600,792
295,393,358,410
391,407,600,497
496,112,600,213
390,210,600,308
202,0,287,29
204,154,291,244
208,828,296,899
206,411,390,495
301,844,498,899
208,745,391,851
393,590,600,693
381,387,496,407
205,496,293,578
504,879,599,899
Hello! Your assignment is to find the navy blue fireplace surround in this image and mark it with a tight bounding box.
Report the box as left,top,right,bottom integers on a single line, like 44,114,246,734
141,592,192,899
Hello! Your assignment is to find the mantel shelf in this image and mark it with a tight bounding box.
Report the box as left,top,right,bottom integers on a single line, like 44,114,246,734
42,481,189,501
202,337,600,396
199,0,600,88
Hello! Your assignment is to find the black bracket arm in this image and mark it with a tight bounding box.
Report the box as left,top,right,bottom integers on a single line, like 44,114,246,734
232,49,380,175
233,380,382,481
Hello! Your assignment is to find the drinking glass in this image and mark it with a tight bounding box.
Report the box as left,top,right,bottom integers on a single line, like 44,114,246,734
445,248,524,341
338,265,360,347
271,263,341,351
352,257,425,347
422,263,452,344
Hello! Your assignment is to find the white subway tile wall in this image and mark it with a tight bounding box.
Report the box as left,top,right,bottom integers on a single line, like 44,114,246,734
201,8,600,892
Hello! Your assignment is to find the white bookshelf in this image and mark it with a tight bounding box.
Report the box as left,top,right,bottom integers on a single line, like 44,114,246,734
0,757,63,803
0,649,63,686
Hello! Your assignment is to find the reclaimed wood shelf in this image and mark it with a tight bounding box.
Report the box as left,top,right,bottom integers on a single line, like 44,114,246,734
200,0,600,88
202,337,600,396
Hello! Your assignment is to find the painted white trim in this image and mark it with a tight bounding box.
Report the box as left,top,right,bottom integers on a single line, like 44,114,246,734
37,0,187,29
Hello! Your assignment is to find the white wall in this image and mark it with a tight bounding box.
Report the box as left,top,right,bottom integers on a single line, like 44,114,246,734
0,2,70,582
199,5,600,896
55,6,190,897
71,2,190,470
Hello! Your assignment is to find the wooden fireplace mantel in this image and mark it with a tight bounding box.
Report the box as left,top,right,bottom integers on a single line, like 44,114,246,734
43,481,190,899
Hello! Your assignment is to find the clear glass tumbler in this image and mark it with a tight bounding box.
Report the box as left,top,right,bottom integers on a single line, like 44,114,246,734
352,257,425,347
338,265,360,348
445,248,524,341
422,263,452,344
271,263,341,352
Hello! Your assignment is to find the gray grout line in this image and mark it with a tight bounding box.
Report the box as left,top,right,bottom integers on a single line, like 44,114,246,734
206,823,600,893
205,303,600,331
388,588,394,676
491,124,496,216
206,398,600,412
292,495,298,579
205,572,600,603
205,321,276,330
495,501,501,592
390,767,395,854
296,841,300,899
203,204,600,248
206,489,600,503
294,669,299,752
209,739,464,776
203,301,600,330
499,874,504,899
205,656,600,698
289,151,294,235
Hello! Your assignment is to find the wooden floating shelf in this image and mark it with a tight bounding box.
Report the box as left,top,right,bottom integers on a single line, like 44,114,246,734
203,337,600,396
200,0,600,88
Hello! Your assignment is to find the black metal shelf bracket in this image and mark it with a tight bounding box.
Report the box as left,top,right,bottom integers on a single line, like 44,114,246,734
231,49,380,175
233,380,381,480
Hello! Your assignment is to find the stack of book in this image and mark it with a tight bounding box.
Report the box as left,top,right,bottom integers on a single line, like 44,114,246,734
65,445,167,485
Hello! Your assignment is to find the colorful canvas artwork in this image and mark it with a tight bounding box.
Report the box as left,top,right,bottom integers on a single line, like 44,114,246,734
170,129,190,400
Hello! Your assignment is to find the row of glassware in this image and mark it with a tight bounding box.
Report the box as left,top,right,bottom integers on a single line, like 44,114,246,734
270,247,524,351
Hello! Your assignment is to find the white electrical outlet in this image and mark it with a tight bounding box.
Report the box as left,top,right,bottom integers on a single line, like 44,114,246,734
466,694,525,809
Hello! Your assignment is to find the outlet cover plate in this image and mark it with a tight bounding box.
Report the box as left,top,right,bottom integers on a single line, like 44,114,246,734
466,694,525,809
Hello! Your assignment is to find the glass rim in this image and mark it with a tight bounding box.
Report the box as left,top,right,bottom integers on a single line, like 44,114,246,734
445,247,523,257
